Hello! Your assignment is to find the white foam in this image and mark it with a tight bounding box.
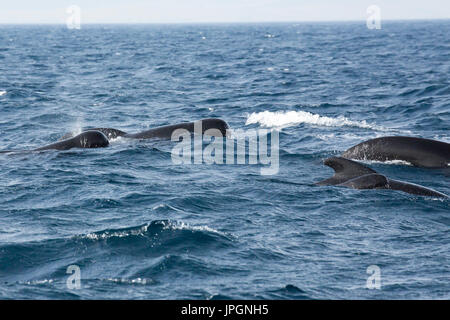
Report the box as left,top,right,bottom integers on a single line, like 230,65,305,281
0,91,6,96
84,221,229,241
245,110,385,131
24,279,54,285
108,135,125,143
433,135,450,143
85,224,149,240
106,277,153,285
357,159,413,166
164,221,226,236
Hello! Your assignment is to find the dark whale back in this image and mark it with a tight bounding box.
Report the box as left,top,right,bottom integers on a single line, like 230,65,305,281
36,130,109,151
125,118,229,139
342,136,450,168
317,157,448,198
3,119,230,154
387,179,448,198
59,118,230,141
338,173,389,189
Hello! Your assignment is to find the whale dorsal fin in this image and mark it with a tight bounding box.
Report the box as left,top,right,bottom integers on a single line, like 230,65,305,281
316,157,377,185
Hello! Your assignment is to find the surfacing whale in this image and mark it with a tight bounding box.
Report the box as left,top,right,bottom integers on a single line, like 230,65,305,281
1,119,229,154
60,118,230,141
316,157,448,198
342,136,450,168
0,131,109,154
36,130,109,151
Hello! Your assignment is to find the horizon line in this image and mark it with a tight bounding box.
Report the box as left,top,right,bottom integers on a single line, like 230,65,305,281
0,18,449,26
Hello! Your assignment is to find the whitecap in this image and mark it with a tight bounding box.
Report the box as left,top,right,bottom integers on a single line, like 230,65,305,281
84,224,149,240
245,110,386,131
357,159,413,166
0,91,6,96
163,220,227,236
83,220,231,241
24,279,54,285
106,277,153,285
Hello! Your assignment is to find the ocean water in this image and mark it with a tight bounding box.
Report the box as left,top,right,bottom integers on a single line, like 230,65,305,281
0,21,449,299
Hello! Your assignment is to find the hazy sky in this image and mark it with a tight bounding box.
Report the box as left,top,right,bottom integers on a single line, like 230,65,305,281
0,0,449,24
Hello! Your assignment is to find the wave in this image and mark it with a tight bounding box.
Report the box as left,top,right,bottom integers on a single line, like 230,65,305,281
82,220,230,241
78,220,230,240
245,110,385,131
400,84,450,97
0,90,6,96
0,220,234,282
265,284,311,299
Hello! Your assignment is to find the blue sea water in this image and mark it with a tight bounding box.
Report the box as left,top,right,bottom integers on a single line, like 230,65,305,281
0,21,449,299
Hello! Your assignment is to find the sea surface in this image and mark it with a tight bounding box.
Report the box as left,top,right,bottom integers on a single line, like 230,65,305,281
0,21,449,299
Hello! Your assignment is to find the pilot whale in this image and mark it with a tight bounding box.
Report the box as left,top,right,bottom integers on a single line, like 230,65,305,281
342,136,450,168
316,157,448,198
1,119,229,154
60,118,230,140
0,131,109,154
36,130,109,151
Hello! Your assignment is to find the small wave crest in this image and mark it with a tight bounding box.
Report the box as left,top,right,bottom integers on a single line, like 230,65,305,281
82,220,231,241
245,110,385,131
0,90,6,96
106,277,155,285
